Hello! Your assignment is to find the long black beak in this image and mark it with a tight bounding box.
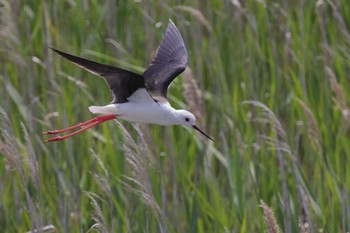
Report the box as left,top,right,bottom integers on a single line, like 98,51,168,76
192,125,214,141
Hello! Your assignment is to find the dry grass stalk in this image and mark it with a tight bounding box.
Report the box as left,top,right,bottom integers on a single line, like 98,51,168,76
0,0,24,65
325,66,350,131
260,200,280,233
299,218,311,233
243,101,292,233
316,0,331,63
293,167,313,233
85,192,108,233
138,125,158,164
92,172,112,200
25,192,41,233
0,108,22,171
182,67,204,127
25,224,56,233
243,101,286,140
329,0,350,45
89,149,116,231
319,0,350,134
242,101,293,160
90,149,111,199
90,149,109,179
0,108,42,232
173,5,212,32
235,129,246,158
325,66,347,110
260,135,292,159
295,98,322,152
228,0,242,8
21,122,41,193
116,121,162,224
317,1,350,132
245,101,316,232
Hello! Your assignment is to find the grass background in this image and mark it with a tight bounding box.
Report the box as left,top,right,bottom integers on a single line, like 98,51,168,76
1,0,350,232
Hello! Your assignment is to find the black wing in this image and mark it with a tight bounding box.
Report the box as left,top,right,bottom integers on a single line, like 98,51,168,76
51,48,145,103
142,19,188,99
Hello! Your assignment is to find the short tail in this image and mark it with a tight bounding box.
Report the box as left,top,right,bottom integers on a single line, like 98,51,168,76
89,105,117,115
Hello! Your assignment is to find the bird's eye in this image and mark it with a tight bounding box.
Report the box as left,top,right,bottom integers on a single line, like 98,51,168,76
185,117,189,122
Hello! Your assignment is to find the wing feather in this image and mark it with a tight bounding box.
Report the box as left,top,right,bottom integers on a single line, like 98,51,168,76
143,19,188,98
51,48,145,103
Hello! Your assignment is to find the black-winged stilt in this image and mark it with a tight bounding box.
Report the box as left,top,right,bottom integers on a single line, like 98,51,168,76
43,19,213,142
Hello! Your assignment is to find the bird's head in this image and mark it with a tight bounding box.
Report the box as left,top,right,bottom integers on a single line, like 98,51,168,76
176,110,214,141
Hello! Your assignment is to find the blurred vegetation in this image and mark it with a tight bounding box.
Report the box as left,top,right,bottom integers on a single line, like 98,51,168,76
1,0,350,232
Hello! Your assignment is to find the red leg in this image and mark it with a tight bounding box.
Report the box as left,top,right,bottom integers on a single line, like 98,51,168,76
42,117,101,135
43,114,116,143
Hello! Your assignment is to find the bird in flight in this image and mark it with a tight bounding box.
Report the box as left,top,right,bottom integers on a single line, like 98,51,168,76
43,19,213,142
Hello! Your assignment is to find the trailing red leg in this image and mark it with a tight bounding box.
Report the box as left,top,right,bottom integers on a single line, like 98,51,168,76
42,114,117,142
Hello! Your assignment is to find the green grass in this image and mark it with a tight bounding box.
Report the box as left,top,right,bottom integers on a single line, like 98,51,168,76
1,0,350,232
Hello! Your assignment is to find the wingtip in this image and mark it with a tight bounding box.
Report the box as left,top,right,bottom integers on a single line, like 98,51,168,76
167,19,177,28
49,47,63,55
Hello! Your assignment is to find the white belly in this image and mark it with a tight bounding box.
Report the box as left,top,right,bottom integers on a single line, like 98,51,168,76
117,102,176,125
88,89,178,126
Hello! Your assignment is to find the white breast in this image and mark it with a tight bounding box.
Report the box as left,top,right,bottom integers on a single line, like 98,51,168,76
89,89,179,126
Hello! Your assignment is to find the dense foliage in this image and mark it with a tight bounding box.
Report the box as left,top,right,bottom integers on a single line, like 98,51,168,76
1,0,349,232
